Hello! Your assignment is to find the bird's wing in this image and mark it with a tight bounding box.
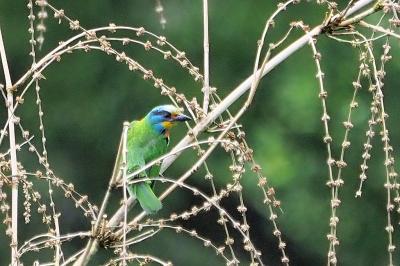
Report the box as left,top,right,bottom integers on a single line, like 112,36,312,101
110,121,144,181
125,120,147,177
149,135,169,177
127,148,147,178
148,164,161,179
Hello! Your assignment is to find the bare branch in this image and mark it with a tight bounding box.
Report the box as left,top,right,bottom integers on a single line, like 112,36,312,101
202,0,210,114
0,26,19,266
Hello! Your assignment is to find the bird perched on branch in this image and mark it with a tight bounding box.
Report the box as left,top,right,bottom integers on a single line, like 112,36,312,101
126,105,191,214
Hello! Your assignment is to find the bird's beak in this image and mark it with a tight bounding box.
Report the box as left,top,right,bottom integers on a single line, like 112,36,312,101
174,113,191,122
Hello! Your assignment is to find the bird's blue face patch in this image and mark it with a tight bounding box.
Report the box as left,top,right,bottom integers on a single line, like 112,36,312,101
147,105,181,134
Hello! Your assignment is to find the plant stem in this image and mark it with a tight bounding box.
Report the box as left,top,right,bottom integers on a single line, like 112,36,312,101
121,122,129,265
72,0,377,264
160,0,375,174
202,0,210,114
0,26,19,266
359,20,400,39
339,1,382,27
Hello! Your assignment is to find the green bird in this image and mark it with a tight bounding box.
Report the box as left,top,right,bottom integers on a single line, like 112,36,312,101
126,105,191,214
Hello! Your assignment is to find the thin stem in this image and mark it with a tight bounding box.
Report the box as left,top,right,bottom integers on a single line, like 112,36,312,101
202,0,210,114
359,20,400,39
339,1,383,27
154,0,167,29
121,122,129,265
0,26,19,266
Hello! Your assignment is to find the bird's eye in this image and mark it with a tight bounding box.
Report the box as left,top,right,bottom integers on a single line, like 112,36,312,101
164,113,171,118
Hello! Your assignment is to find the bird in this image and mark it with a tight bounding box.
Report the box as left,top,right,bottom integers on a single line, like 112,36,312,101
125,105,191,214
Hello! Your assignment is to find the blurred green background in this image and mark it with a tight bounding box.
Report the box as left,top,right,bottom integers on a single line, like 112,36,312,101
0,0,400,265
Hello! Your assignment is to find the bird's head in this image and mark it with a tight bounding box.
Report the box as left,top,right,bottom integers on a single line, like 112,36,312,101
146,105,191,135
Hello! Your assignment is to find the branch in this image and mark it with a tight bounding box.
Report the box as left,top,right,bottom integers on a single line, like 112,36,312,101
121,122,129,265
161,0,376,172
339,1,383,27
70,0,378,264
126,0,379,250
202,0,210,114
0,26,19,266
359,20,400,39
13,25,202,90
106,0,378,238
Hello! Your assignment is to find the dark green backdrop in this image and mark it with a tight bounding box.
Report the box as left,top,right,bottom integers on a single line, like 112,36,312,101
0,1,399,265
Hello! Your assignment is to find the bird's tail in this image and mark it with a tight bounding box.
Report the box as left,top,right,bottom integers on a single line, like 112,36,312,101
128,182,162,214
